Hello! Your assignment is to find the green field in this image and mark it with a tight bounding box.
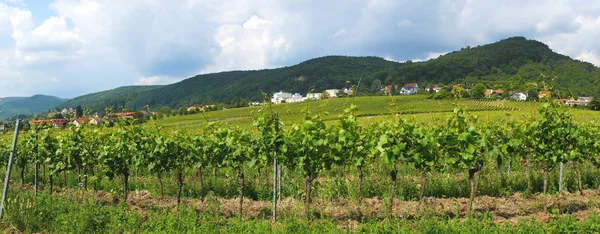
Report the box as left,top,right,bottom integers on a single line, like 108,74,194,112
156,95,600,129
3,96,600,233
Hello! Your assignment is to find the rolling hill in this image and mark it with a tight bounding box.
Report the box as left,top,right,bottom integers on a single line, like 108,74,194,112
59,86,161,114
0,95,68,120
61,36,600,114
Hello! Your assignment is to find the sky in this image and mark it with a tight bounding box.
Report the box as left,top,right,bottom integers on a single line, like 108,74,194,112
0,0,599,98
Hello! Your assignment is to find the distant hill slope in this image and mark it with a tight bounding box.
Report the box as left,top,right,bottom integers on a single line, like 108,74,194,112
395,37,599,95
0,95,67,120
64,36,600,113
59,85,161,113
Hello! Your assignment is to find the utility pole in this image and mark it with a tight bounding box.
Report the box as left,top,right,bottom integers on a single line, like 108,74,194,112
0,119,20,220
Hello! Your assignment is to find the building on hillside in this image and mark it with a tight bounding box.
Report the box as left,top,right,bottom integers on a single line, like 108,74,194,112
249,102,265,106
400,83,418,95
306,93,322,100
565,99,590,106
0,123,7,131
485,89,504,98
538,91,551,99
578,97,593,102
563,97,592,106
271,91,293,104
29,118,69,128
425,84,441,93
289,93,304,103
325,89,340,98
381,85,398,94
509,92,527,101
50,118,69,128
73,118,90,127
90,116,107,125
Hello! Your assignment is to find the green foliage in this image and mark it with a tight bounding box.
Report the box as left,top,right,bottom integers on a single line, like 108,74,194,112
442,108,488,171
527,102,575,171
471,83,487,99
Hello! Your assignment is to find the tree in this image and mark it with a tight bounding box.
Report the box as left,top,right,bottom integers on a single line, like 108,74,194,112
75,105,83,118
432,89,450,99
470,83,486,99
133,111,144,119
528,89,539,101
451,86,465,99
371,79,382,93
158,106,171,116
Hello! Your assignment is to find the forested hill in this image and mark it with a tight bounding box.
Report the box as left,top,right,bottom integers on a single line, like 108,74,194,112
60,86,161,113
391,37,599,96
0,95,67,120
64,36,600,113
65,56,400,113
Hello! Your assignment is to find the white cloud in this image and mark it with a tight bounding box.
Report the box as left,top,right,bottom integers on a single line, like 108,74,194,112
576,51,600,66
411,52,449,62
202,14,291,73
136,76,182,85
397,19,412,27
333,28,347,38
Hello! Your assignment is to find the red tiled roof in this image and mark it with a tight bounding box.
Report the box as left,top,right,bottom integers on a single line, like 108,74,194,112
404,83,418,88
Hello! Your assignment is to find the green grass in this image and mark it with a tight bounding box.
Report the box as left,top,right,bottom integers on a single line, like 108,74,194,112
156,95,600,130
4,188,600,233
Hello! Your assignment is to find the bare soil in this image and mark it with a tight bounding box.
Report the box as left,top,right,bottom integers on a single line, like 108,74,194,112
70,188,600,226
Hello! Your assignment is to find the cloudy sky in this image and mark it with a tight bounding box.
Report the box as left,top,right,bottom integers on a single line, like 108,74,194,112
0,0,598,98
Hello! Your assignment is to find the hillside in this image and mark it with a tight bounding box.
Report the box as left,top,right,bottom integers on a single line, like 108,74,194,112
0,95,67,120
64,36,600,113
60,85,161,113
391,37,599,96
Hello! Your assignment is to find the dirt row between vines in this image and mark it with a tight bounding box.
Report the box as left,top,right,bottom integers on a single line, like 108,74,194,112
57,187,598,227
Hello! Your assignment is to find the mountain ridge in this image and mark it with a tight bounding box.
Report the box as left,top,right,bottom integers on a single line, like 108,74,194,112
0,95,68,120
36,36,600,114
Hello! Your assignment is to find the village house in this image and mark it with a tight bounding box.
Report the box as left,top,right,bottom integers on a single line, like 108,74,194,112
324,89,340,98
249,102,265,106
73,118,90,127
425,84,441,93
381,85,398,94
509,92,527,101
400,83,418,95
89,116,107,125
538,91,551,99
564,97,593,107
484,89,504,98
306,93,322,100
51,118,69,128
30,118,69,128
271,91,293,104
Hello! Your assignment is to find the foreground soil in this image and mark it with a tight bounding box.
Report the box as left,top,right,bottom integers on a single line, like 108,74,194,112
62,187,599,227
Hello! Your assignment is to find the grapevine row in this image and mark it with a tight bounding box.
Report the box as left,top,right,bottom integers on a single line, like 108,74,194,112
2,101,599,217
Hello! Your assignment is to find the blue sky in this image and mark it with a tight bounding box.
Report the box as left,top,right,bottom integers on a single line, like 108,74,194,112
0,0,599,98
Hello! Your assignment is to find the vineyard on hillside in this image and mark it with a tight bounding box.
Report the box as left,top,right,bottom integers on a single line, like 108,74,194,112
2,101,600,232
156,95,554,129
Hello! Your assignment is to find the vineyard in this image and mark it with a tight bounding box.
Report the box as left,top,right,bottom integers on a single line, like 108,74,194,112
157,95,567,129
2,101,600,233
